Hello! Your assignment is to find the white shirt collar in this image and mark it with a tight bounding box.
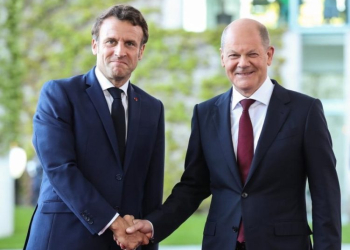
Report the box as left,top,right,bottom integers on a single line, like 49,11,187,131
231,77,274,110
94,67,129,96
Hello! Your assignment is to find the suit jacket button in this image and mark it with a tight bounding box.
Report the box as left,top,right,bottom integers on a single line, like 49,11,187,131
115,174,123,181
232,226,239,232
242,192,248,198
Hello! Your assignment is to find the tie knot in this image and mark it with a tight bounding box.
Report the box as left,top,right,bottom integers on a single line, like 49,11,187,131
108,88,123,99
240,99,255,110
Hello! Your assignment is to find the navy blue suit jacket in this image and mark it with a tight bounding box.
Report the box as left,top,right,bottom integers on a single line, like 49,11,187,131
147,81,341,250
24,68,165,250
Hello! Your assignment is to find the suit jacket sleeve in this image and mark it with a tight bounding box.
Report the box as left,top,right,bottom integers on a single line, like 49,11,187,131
141,101,165,250
33,80,116,234
304,99,341,249
146,104,211,242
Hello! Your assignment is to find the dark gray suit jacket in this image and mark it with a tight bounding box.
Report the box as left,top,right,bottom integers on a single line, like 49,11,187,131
147,80,341,250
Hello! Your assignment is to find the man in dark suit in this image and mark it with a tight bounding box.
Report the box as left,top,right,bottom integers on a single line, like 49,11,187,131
123,18,341,250
24,5,164,250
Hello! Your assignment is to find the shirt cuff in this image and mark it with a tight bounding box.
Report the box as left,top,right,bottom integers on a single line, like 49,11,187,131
98,213,119,235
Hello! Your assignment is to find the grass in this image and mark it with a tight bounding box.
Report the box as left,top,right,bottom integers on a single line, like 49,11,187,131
0,206,34,249
160,213,206,245
343,223,350,243
162,215,350,245
0,207,349,249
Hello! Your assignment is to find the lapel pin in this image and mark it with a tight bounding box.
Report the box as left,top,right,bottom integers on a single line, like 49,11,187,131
134,97,138,101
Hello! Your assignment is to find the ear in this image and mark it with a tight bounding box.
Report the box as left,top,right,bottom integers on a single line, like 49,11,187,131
266,46,275,66
138,44,146,60
220,48,225,68
92,39,98,55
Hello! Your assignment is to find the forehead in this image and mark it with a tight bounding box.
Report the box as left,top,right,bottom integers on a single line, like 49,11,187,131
223,25,263,50
99,17,143,42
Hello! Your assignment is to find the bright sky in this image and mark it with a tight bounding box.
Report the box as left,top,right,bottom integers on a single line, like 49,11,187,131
182,0,207,32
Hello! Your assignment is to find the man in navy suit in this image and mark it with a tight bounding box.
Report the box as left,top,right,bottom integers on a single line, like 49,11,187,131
124,18,341,250
24,5,164,250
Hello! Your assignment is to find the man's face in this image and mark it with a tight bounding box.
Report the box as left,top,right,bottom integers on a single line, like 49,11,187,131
92,17,145,87
220,24,274,97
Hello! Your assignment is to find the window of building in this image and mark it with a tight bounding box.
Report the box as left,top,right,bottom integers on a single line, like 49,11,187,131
298,0,347,27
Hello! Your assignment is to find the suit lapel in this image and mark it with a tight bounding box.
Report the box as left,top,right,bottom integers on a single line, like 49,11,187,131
245,82,291,185
85,68,122,168
123,83,140,173
213,88,243,188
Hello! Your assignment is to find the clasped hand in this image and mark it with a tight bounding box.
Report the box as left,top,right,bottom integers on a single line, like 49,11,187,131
110,215,153,250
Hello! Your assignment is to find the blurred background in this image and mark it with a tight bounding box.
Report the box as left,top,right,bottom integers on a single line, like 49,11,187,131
0,0,349,248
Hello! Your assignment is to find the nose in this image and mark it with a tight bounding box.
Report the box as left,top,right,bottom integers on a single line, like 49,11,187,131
114,43,126,58
237,55,250,68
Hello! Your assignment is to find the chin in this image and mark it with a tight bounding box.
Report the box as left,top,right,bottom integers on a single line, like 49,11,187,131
234,80,254,88
111,70,124,78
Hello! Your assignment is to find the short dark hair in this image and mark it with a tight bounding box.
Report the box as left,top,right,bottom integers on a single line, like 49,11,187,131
91,5,148,45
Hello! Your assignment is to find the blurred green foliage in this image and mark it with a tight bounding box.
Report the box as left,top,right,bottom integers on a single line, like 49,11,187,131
0,0,130,155
0,0,24,152
0,0,285,207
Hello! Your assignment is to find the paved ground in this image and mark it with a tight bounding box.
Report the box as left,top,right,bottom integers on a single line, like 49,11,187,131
160,247,199,250
4,244,350,250
160,245,350,250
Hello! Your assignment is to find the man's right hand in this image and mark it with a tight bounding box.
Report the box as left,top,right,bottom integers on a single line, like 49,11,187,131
109,215,149,250
125,218,153,236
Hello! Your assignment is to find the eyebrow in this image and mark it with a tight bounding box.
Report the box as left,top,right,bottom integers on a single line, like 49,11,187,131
103,35,134,41
103,36,116,42
226,49,258,54
103,36,139,45
125,39,138,44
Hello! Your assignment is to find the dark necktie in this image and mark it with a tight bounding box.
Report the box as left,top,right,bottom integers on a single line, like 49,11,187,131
237,99,255,243
108,88,126,165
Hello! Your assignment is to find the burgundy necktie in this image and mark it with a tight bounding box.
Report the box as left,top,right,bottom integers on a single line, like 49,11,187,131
237,99,255,243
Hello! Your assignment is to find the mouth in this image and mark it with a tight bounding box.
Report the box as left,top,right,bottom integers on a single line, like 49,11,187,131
111,60,127,65
235,71,254,76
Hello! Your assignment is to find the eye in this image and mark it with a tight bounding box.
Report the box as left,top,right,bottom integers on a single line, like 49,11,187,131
249,53,259,57
105,39,116,46
126,41,135,47
228,54,239,58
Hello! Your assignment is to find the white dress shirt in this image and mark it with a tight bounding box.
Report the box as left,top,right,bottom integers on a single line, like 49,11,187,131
94,67,129,235
231,77,275,157
94,68,155,237
95,67,129,141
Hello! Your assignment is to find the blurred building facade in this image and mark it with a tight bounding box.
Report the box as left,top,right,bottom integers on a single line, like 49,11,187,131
211,0,350,224
137,0,350,222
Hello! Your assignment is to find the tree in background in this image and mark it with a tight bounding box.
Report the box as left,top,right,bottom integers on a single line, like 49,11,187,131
0,0,284,207
0,0,24,153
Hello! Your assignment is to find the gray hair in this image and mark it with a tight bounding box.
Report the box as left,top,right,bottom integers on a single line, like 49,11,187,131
220,20,270,50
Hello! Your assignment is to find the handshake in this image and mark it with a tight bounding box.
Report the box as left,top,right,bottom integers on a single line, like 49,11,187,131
109,215,153,250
